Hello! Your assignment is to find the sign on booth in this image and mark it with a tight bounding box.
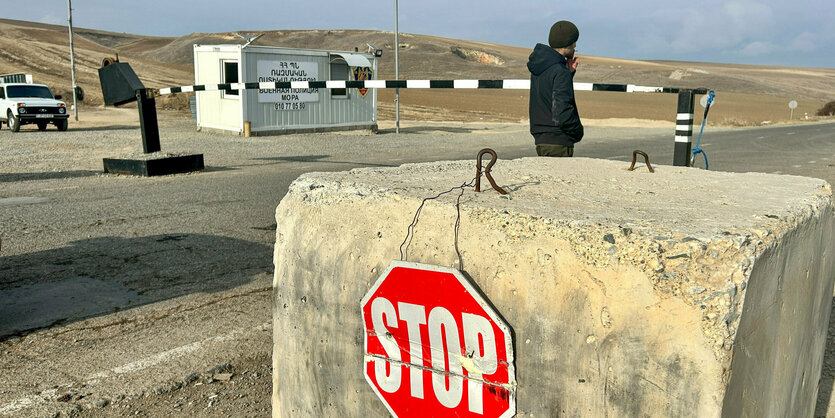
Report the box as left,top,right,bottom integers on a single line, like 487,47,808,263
361,261,516,417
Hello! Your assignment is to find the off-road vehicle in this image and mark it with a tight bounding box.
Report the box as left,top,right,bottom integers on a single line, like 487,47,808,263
0,77,69,132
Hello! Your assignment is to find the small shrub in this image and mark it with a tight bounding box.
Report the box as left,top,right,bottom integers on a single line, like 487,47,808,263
718,117,757,127
817,101,835,117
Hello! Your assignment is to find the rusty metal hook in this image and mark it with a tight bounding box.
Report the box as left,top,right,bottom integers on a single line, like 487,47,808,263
628,150,654,173
475,148,508,195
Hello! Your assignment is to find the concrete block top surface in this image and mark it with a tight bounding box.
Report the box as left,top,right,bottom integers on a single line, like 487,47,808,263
274,157,835,417
288,157,832,240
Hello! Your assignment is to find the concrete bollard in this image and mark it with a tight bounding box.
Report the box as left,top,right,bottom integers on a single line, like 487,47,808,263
273,157,834,417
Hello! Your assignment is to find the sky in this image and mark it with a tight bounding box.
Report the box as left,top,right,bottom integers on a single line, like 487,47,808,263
7,0,834,68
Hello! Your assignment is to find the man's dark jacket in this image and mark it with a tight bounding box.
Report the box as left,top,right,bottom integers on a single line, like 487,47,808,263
527,43,584,146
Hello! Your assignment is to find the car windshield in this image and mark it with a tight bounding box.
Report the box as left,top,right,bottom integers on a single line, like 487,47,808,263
6,85,54,99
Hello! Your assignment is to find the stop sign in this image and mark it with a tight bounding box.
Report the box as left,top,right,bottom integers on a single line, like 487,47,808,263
361,261,516,417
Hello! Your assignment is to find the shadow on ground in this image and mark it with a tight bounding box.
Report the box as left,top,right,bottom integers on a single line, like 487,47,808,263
2,125,139,133
0,233,272,341
72,125,141,132
376,126,481,134
0,170,99,183
815,297,835,417
252,154,395,168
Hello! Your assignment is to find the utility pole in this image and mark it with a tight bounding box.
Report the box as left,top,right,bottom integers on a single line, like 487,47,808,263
394,0,400,134
67,0,79,121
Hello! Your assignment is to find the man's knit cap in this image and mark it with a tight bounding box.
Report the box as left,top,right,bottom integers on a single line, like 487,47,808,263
549,20,579,48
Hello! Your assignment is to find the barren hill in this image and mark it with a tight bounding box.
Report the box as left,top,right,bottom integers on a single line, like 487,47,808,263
145,29,835,103
1,18,832,123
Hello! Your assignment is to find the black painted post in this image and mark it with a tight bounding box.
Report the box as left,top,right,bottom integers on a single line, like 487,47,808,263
673,90,695,166
136,88,161,154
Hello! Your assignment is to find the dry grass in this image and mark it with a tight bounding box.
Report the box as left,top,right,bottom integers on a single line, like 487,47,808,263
378,89,829,126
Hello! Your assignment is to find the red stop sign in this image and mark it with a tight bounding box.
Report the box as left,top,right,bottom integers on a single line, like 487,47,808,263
361,261,516,417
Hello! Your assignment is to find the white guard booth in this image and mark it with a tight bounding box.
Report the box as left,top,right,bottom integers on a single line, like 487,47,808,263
193,44,378,135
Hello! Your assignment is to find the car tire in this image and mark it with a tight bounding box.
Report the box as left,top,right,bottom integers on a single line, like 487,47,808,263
37,122,48,131
56,119,68,131
8,111,20,132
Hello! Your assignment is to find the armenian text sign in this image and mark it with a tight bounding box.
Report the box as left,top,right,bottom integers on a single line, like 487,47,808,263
257,60,319,110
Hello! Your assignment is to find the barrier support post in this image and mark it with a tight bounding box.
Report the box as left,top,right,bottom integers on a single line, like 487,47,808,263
674,90,695,166
137,88,161,154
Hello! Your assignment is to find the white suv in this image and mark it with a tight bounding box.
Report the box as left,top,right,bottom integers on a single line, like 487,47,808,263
0,83,69,132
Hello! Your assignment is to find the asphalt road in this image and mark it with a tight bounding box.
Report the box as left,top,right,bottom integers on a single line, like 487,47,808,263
0,119,833,416
580,122,835,187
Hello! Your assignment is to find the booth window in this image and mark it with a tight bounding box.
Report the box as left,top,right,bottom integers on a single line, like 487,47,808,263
222,60,239,98
330,59,348,98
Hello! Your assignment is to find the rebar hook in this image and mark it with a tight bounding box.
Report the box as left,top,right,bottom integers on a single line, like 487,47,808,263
475,148,508,195
628,150,654,173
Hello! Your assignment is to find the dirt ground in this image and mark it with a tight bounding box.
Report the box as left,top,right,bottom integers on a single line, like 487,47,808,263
376,89,828,127
2,107,834,418
70,354,272,418
0,15,833,414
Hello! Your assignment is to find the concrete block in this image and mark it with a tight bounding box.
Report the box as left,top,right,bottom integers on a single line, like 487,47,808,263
272,157,834,417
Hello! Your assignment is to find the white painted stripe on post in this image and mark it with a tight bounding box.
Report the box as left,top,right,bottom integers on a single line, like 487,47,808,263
159,88,172,95
677,113,695,120
181,86,194,93
290,81,309,89
676,125,693,131
258,82,273,89
407,80,431,88
454,80,479,89
573,82,594,91
204,85,220,91
366,80,387,88
231,83,245,91
326,80,346,89
675,135,692,143
503,79,530,89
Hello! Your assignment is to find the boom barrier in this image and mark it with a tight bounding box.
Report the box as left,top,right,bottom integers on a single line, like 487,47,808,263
157,79,709,167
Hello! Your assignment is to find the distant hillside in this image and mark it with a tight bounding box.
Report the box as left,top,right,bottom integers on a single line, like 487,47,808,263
1,18,832,109
129,29,835,102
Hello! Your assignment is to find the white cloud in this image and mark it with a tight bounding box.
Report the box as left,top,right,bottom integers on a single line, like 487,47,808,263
627,1,779,56
2,0,833,67
740,41,773,56
39,14,64,26
723,1,774,34
790,32,817,52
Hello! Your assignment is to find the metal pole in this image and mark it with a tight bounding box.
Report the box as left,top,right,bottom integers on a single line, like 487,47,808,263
394,0,400,134
673,90,695,166
67,0,78,121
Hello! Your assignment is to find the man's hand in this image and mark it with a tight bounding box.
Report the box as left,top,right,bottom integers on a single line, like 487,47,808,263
566,57,579,73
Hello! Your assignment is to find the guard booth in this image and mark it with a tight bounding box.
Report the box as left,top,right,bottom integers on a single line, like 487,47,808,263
193,44,378,135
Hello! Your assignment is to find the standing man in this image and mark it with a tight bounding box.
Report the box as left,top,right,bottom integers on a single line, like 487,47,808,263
528,20,583,157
